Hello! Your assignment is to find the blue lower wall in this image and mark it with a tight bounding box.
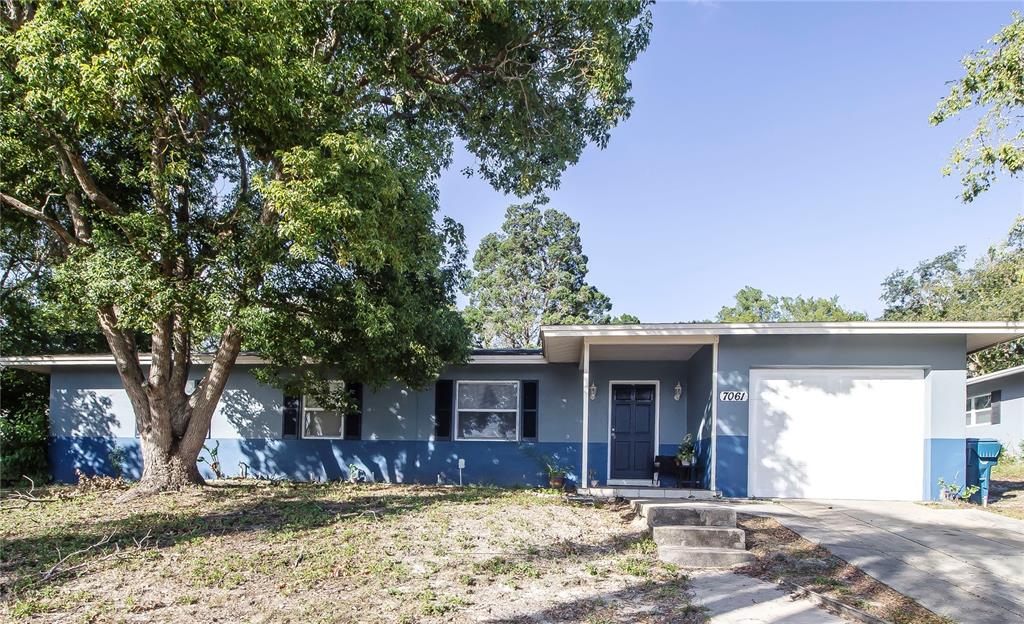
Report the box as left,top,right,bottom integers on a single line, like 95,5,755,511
51,437,598,487
926,438,967,501
716,435,748,497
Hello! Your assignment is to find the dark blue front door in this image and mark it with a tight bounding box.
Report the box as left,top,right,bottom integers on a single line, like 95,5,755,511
610,384,655,480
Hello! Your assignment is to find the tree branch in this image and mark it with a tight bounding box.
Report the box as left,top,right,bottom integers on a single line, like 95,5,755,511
0,191,77,249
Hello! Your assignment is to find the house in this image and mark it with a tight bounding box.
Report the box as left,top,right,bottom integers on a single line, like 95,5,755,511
966,364,1024,456
5,321,1023,501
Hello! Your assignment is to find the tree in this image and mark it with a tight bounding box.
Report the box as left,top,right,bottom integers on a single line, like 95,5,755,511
0,1,652,493
881,217,1024,374
932,12,1024,202
715,286,867,323
463,204,635,348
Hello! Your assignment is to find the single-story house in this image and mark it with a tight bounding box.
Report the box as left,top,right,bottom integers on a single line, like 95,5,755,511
966,364,1024,456
5,321,1023,501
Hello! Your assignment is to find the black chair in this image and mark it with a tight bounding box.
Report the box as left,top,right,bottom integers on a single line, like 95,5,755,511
653,455,698,488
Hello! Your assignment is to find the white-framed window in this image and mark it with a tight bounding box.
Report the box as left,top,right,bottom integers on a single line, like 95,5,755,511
455,380,520,441
966,393,993,426
303,381,348,439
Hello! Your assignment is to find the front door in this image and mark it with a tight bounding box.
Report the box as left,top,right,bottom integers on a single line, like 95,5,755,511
610,384,656,480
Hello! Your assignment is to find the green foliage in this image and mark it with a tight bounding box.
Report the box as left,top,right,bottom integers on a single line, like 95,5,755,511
675,433,695,464
716,286,867,323
0,369,49,484
1,1,652,430
196,441,223,479
463,204,633,348
931,12,1024,202
881,217,1024,374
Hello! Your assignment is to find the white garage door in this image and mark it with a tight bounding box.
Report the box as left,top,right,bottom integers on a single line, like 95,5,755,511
748,368,925,501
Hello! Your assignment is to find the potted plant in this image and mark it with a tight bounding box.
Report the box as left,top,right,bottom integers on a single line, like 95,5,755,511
676,433,695,467
541,456,567,489
588,469,599,488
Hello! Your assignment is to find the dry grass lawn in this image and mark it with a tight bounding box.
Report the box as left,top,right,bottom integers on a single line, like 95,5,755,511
0,482,702,623
987,459,1024,521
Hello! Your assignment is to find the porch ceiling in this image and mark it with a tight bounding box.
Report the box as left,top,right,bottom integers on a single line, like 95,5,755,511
588,343,703,361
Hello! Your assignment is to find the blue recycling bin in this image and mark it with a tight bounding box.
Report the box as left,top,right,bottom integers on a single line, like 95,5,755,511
965,438,1002,505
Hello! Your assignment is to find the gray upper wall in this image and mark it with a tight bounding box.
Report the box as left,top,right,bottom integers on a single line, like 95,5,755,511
716,334,968,438
48,359,699,446
967,373,1024,451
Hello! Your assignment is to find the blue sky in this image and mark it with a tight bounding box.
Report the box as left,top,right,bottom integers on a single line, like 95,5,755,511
438,1,1024,322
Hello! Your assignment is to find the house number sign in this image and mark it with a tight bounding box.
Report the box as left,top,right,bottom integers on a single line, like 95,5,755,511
719,391,748,401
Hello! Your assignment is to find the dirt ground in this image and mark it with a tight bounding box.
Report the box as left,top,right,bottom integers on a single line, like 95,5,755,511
0,482,703,623
986,460,1024,520
735,513,953,624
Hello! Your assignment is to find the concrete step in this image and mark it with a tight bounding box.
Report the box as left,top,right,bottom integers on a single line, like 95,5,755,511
658,546,755,569
634,501,737,528
653,525,746,550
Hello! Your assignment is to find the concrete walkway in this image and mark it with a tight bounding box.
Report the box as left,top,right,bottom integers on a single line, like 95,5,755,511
690,571,845,623
739,499,1024,624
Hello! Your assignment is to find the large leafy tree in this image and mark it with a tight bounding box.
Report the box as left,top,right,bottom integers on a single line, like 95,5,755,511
463,204,635,348
881,217,1024,374
931,11,1023,202
715,286,867,323
0,1,652,493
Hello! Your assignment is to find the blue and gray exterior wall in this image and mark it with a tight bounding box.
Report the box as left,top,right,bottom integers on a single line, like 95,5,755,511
713,334,968,500
48,360,695,487
966,371,1024,454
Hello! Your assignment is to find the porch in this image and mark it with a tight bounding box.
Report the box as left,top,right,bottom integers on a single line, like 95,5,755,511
541,328,722,492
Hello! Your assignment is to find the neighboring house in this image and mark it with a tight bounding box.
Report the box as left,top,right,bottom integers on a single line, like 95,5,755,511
966,364,1024,456
4,321,1023,501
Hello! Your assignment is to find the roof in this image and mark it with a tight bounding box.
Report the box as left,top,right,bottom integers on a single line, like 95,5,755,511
539,321,1024,363
3,321,1022,372
967,364,1024,386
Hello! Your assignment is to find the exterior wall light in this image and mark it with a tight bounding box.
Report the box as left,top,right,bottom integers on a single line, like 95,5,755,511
589,382,597,400
674,382,682,401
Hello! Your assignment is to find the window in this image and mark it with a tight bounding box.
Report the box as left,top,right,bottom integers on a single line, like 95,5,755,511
966,393,993,426
521,380,538,441
434,380,454,440
455,381,519,441
303,381,362,439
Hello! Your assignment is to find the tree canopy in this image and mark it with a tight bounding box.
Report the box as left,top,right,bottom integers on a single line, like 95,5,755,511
463,204,636,348
715,286,867,323
932,11,1024,202
0,0,652,491
881,217,1024,374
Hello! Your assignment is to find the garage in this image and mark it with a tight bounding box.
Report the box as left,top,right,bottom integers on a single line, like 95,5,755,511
748,368,926,500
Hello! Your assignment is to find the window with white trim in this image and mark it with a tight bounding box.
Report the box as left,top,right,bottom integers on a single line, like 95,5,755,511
303,381,348,439
966,393,993,426
455,381,519,441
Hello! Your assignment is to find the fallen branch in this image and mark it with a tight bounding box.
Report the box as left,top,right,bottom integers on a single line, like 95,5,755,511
28,529,154,585
1,476,60,506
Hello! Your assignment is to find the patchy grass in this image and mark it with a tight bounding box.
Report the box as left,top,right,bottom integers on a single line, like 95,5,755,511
735,514,953,624
986,459,1024,520
0,482,700,623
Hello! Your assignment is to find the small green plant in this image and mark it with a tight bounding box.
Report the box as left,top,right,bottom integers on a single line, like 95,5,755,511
347,464,364,483
675,433,695,464
108,446,126,478
196,441,223,479
937,477,978,502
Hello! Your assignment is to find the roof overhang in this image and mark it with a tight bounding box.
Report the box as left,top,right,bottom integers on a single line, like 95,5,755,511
967,364,1024,386
540,321,1024,364
0,351,549,373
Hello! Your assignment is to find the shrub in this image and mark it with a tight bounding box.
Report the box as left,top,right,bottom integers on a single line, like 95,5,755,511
0,369,50,485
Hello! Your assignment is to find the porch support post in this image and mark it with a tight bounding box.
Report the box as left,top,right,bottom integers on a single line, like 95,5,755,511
710,336,719,492
581,338,591,488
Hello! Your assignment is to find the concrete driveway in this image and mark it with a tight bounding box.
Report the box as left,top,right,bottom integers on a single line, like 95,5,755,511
740,499,1024,624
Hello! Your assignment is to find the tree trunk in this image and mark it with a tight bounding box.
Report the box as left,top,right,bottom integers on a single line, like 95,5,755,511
137,441,206,491
100,308,242,500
